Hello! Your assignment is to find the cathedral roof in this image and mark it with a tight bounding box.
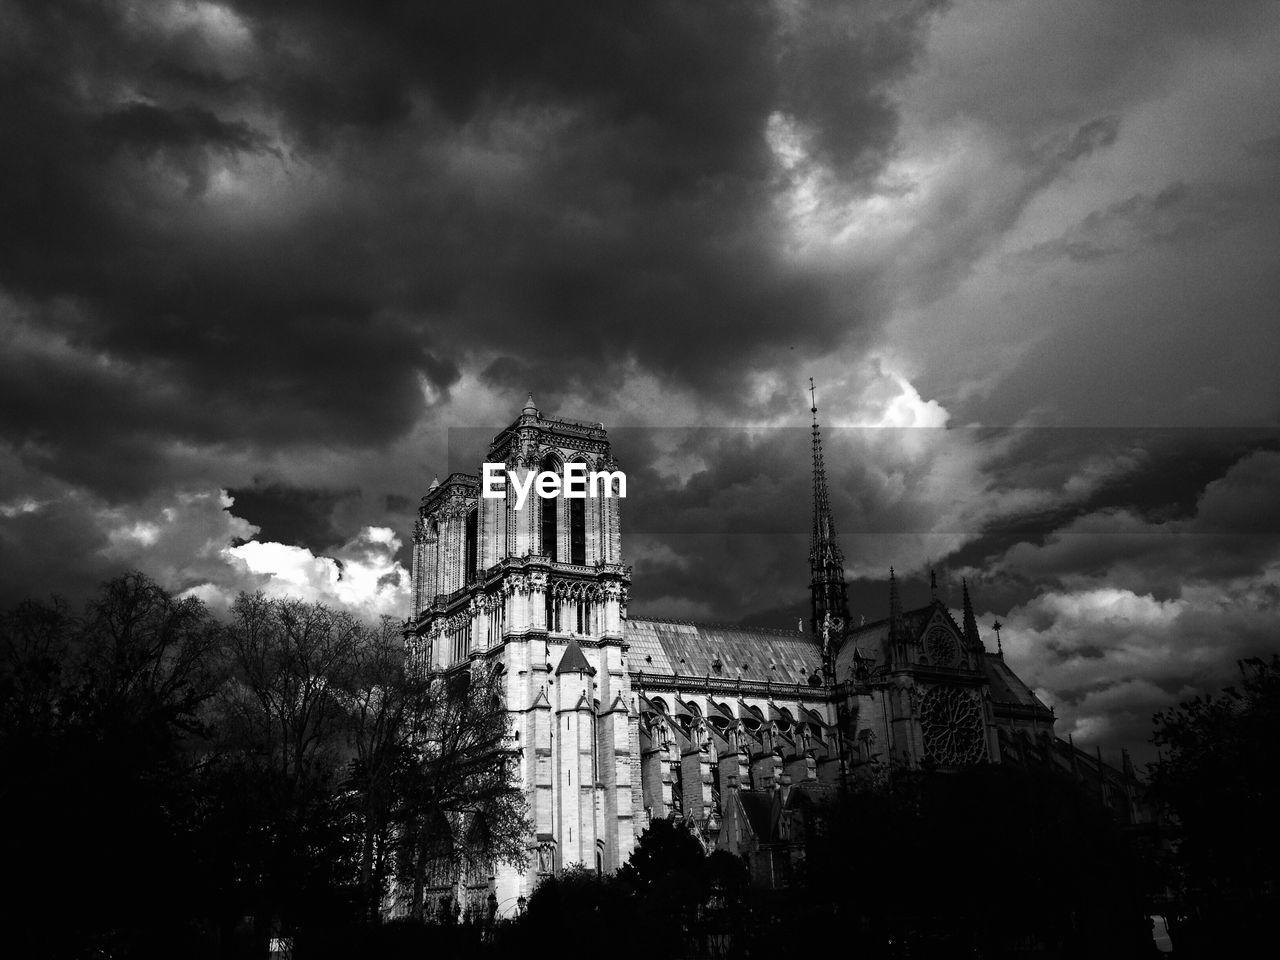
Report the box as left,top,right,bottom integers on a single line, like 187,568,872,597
840,603,941,664
982,653,1052,713
624,617,822,685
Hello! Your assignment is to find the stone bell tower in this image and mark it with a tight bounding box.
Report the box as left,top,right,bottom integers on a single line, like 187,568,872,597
406,394,635,913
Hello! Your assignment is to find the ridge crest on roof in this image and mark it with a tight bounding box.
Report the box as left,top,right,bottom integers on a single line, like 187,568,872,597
627,615,809,639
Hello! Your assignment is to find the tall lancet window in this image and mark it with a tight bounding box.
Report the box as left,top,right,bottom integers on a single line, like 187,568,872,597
465,507,478,581
540,454,558,561
569,478,586,565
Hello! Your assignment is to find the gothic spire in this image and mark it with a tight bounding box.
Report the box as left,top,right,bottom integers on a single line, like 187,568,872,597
961,577,982,650
930,567,938,601
808,378,850,658
888,565,903,641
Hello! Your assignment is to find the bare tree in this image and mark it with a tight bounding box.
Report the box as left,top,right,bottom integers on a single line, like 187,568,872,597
340,615,416,921
220,593,362,787
398,665,530,920
78,572,219,731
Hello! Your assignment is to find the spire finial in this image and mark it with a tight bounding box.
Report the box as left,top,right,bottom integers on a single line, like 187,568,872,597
992,618,1004,656
429,474,440,491
930,567,938,601
523,392,537,415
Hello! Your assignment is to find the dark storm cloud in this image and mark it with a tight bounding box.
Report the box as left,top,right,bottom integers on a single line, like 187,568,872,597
612,425,1280,631
1018,181,1256,265
988,449,1280,596
1058,115,1119,162
3,0,1277,767
96,101,277,196
979,458,1280,762
224,482,358,552
0,0,946,505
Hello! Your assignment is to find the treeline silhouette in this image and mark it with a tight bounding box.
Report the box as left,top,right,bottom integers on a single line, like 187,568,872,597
3,575,1276,958
0,573,526,959
1147,655,1280,956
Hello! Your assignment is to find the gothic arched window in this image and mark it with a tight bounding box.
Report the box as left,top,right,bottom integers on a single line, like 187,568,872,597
540,454,558,561
465,507,478,581
569,460,586,564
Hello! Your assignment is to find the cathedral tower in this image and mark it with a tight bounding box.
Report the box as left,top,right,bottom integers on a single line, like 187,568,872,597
406,395,634,913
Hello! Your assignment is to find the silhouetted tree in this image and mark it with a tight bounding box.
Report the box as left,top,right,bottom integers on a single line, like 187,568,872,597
396,666,530,920
2,579,533,956
514,864,643,958
0,573,220,958
618,817,709,927
219,593,363,787
1149,654,1280,955
204,594,369,941
803,765,1153,958
338,615,418,922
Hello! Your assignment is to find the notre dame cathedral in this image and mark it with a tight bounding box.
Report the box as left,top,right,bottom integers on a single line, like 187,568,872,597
403,394,1141,917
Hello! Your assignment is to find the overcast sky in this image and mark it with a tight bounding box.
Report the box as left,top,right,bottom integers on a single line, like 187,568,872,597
3,0,1279,764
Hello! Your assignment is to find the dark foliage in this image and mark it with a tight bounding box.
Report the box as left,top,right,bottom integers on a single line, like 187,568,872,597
0,574,525,958
799,764,1156,959
1148,654,1280,956
504,771,1155,960
499,819,752,960
0,575,220,958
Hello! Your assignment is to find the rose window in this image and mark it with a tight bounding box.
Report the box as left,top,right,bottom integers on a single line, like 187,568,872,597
919,685,986,765
925,627,959,667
